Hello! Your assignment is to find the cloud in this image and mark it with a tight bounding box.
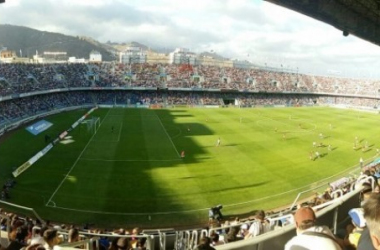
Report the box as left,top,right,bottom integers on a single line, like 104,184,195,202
1,0,380,78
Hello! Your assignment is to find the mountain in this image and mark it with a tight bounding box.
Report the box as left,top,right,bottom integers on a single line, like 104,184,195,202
0,24,232,62
107,41,155,53
0,24,116,61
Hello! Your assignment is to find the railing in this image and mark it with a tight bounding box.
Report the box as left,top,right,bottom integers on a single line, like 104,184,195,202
0,175,368,250
0,200,44,224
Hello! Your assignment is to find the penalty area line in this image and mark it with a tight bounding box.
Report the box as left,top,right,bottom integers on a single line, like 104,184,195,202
45,109,111,206
155,113,181,158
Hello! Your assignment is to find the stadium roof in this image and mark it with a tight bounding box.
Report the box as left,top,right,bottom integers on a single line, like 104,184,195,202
265,0,380,47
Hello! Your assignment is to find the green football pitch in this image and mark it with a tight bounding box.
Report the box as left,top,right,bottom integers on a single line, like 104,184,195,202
0,106,379,228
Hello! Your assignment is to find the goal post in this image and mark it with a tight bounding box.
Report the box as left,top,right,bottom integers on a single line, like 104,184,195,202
81,117,100,134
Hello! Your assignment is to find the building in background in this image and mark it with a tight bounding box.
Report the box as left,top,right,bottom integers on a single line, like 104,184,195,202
0,48,16,63
89,50,102,63
43,52,68,62
146,50,169,64
169,48,197,65
119,46,147,64
198,55,233,68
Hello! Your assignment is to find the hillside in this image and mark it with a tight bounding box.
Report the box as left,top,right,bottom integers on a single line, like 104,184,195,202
108,41,152,53
0,24,115,61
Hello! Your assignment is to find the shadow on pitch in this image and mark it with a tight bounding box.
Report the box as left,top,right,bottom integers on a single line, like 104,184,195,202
209,181,269,193
179,174,222,180
320,152,328,158
283,137,297,141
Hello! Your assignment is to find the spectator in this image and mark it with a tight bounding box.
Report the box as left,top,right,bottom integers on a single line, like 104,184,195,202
6,225,28,250
194,237,215,250
116,237,130,250
355,184,376,250
96,229,110,250
29,227,45,246
131,238,146,250
225,226,239,243
246,210,270,238
209,231,224,246
359,183,373,206
362,192,380,250
238,224,249,239
68,228,80,243
43,229,61,250
346,208,366,249
284,207,342,250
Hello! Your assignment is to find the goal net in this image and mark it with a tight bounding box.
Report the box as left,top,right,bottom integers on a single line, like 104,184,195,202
81,117,100,134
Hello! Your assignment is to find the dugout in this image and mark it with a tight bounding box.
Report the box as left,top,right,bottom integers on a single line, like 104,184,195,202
222,98,235,105
221,89,239,106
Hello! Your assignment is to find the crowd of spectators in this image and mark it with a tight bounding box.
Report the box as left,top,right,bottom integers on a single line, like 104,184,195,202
0,212,150,250
1,62,380,96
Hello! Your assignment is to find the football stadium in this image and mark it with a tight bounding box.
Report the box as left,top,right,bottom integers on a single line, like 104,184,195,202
1,1,380,250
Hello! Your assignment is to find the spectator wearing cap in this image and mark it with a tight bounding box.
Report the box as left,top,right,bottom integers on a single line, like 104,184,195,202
284,206,342,250
345,208,366,248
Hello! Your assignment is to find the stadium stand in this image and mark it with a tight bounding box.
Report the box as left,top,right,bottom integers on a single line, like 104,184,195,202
1,62,380,249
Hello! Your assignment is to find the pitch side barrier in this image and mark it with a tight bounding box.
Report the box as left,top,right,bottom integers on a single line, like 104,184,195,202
22,188,357,250
0,105,93,134
53,232,155,250
325,104,379,114
12,106,98,177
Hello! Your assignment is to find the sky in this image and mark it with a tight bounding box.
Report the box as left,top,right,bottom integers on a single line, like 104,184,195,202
1,0,380,78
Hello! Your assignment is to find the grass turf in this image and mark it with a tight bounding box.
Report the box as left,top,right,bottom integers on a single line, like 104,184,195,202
0,106,378,228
